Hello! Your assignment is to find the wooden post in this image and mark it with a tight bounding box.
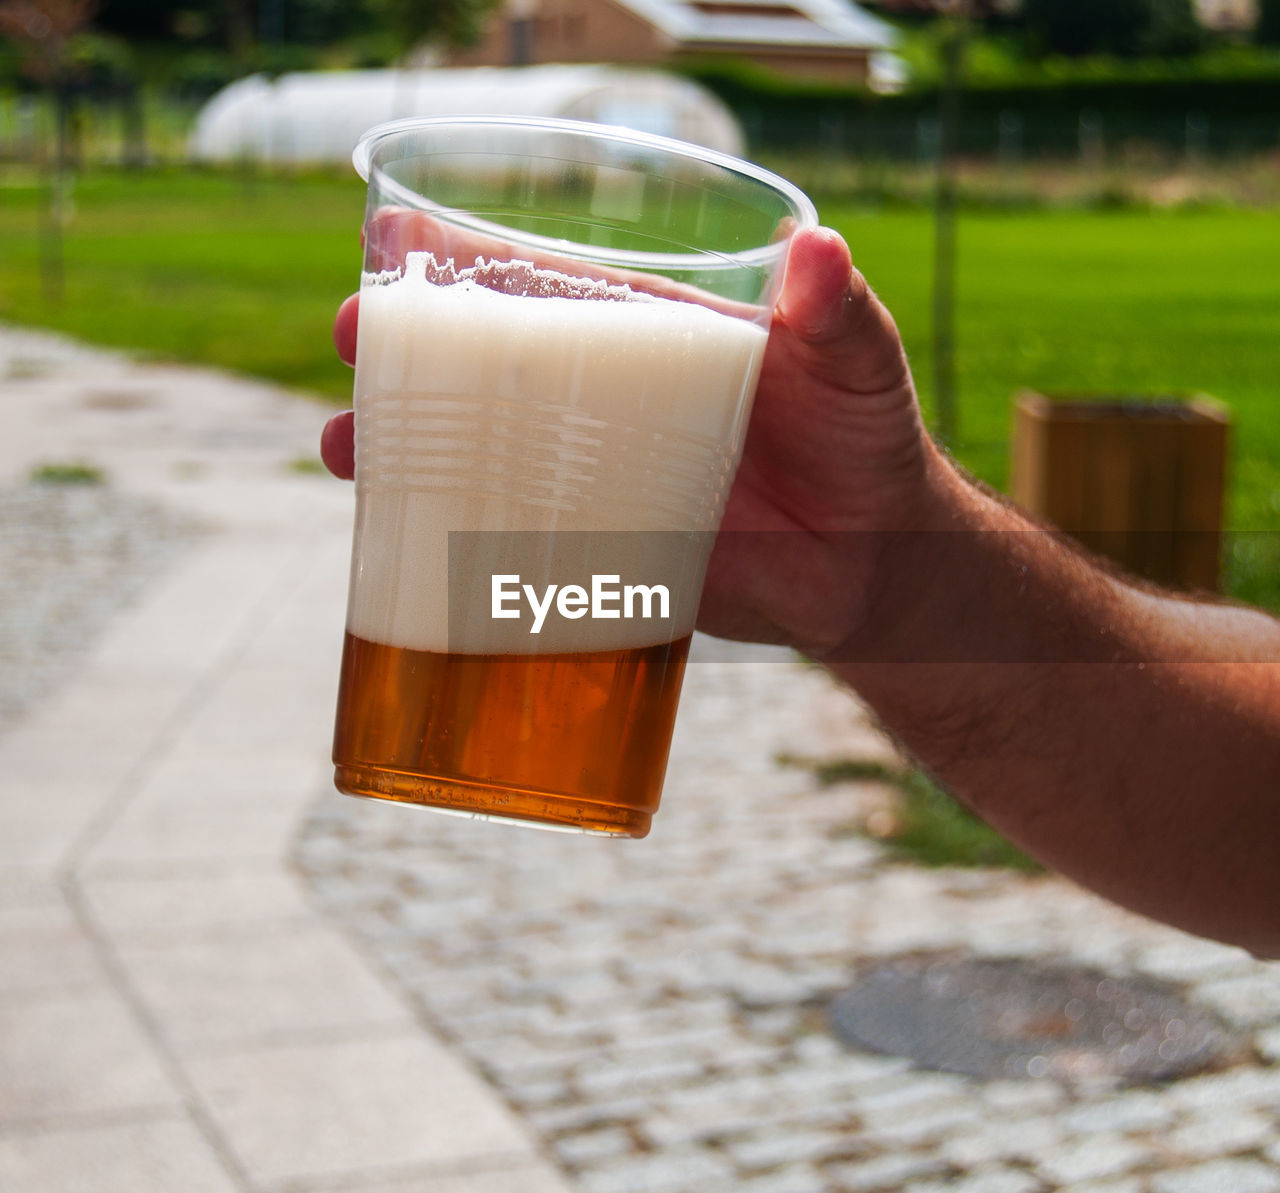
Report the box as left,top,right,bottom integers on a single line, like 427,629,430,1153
1011,392,1230,593
932,9,967,449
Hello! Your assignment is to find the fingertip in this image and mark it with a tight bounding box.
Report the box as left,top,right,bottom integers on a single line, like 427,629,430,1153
320,409,356,480
779,226,857,341
791,225,853,276
333,293,359,366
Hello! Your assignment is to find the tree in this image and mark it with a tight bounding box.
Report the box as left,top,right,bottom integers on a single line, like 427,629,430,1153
1259,0,1280,45
1021,0,1201,57
365,0,502,53
0,0,98,297
94,0,188,36
1143,0,1202,54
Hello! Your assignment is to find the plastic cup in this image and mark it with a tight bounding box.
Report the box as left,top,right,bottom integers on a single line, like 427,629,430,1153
332,115,816,837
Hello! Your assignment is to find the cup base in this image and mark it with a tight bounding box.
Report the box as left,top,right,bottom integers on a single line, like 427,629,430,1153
333,764,652,838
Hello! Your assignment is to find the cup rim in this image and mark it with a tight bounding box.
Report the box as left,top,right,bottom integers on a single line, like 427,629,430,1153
352,114,818,271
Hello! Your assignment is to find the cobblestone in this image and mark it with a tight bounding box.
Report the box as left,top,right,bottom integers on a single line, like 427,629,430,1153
860,1098,986,1147
0,484,201,732
1165,1110,1275,1159
1196,972,1280,1030
1137,940,1255,984
1067,1181,1144,1193
576,1149,735,1193
553,1127,636,1167
940,1117,1063,1169
725,1128,862,1171
1059,1092,1177,1134
981,1079,1070,1113
1038,1134,1158,1186
826,1152,950,1190
1151,1158,1280,1193
1169,1066,1280,1112
1257,1026,1280,1064
906,1168,1044,1193
731,1163,829,1193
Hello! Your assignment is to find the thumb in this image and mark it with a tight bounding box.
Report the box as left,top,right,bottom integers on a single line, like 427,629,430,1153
775,226,910,396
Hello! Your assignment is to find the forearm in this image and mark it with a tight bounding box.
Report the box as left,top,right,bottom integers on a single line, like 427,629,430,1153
824,445,1280,956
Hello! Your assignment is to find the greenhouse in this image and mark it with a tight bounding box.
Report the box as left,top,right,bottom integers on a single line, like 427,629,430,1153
189,64,745,164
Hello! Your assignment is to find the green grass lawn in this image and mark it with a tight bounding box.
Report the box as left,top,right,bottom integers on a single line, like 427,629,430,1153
0,167,365,400
4,169,1280,602
826,199,1280,608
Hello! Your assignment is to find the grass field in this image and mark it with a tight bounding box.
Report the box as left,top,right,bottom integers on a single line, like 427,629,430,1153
0,168,363,398
4,168,1280,603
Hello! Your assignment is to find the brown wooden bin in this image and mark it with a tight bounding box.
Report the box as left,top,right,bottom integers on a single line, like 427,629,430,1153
1010,391,1231,593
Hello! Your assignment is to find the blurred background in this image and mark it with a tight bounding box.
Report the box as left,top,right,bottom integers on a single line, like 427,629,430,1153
3,0,1280,604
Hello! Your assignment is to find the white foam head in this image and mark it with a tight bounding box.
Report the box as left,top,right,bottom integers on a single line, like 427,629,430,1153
347,256,767,654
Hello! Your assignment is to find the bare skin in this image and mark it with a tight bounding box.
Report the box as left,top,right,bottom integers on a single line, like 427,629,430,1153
324,224,1280,957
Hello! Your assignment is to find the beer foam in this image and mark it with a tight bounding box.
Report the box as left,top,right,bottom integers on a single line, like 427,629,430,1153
347,257,768,655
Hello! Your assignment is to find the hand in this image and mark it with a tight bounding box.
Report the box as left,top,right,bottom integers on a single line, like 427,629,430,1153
321,225,938,657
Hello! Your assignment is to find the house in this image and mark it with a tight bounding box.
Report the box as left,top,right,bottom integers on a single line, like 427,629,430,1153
446,0,898,86
856,0,1017,14
1194,0,1257,32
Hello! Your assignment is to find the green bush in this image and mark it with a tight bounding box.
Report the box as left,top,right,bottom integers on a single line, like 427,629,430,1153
683,57,1280,158
1022,0,1201,58
167,49,242,101
1261,0,1280,45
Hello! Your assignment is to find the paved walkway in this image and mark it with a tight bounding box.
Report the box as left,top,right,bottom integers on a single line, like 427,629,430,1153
0,327,570,1193
5,326,1280,1193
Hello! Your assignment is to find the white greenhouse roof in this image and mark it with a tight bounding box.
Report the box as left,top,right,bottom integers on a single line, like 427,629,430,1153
189,65,745,164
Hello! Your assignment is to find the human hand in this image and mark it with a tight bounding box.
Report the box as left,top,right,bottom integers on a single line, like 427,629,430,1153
321,223,938,658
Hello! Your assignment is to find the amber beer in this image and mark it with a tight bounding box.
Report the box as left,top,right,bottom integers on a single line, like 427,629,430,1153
332,250,768,836
334,633,691,835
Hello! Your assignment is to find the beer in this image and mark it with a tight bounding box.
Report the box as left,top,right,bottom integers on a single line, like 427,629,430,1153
334,632,691,836
333,251,768,835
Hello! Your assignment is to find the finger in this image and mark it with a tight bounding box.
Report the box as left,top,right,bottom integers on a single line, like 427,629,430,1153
320,410,355,480
775,226,909,394
365,207,454,273
334,293,359,366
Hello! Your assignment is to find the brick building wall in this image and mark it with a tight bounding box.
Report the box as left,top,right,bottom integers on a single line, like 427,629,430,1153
450,0,671,67
448,0,874,84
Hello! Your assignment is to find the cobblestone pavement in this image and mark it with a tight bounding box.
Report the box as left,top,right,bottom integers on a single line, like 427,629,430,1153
0,331,201,731
298,650,1280,1193
0,484,201,733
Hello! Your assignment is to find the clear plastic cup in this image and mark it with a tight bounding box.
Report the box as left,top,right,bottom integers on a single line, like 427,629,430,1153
332,115,816,837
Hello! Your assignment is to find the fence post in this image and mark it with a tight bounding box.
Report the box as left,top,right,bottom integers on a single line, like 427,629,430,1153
932,11,967,449
998,109,1023,173
1078,108,1104,172
1185,111,1209,165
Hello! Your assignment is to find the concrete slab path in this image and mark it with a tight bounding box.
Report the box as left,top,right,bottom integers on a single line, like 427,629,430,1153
0,326,572,1193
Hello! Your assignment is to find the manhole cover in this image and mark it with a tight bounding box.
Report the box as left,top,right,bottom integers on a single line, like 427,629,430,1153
829,954,1243,1083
